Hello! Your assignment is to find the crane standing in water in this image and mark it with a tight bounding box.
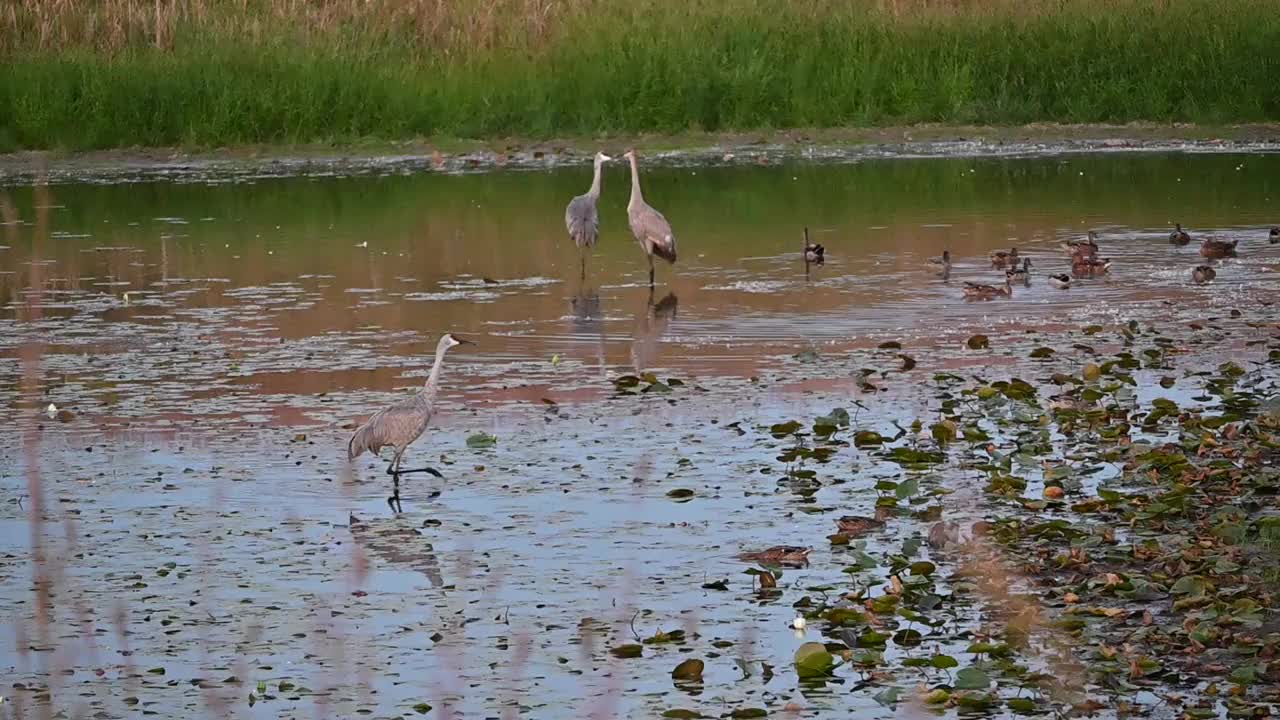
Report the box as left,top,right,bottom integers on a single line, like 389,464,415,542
565,151,613,278
347,333,473,513
623,149,678,287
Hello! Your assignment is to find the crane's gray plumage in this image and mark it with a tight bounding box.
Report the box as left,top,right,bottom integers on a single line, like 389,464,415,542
623,149,677,287
348,333,472,512
565,152,611,252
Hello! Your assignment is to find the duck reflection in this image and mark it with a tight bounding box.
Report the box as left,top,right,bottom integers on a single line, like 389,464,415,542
630,290,678,373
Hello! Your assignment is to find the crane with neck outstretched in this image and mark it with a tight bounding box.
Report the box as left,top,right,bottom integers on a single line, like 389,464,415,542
565,151,612,278
623,149,677,287
347,333,474,512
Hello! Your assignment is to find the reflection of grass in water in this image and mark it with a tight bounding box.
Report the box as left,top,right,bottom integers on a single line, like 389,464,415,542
2,0,1279,149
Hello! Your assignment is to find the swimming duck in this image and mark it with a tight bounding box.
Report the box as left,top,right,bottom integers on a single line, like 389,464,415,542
1269,226,1278,244
1071,256,1112,275
990,247,1018,267
1169,223,1192,246
1192,265,1217,284
963,276,1012,299
1062,231,1100,259
1200,237,1238,259
925,249,951,275
738,545,812,567
1005,257,1033,284
802,227,825,265
1049,273,1072,289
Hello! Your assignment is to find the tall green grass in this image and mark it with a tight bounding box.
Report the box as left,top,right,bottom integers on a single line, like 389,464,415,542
2,0,1278,151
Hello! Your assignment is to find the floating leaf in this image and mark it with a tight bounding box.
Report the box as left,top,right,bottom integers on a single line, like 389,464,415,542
1007,698,1037,714
466,432,497,448
909,561,936,576
770,420,803,438
662,711,705,719
671,659,704,682
666,488,695,500
1030,347,1055,359
794,642,836,679
730,710,767,719
873,687,903,706
967,334,990,350
878,341,902,350
610,644,643,658
931,654,959,669
412,703,433,715
854,430,885,447
954,667,991,690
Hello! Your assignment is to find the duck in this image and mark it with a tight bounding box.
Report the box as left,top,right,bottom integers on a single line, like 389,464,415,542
990,247,1018,267
1005,257,1033,284
925,249,951,275
1169,223,1192,246
1200,237,1238,259
835,515,886,537
963,276,1012,299
738,546,811,567
1071,256,1112,275
1192,265,1217,284
1269,226,1279,244
802,227,825,265
1049,273,1072,289
1062,231,1100,259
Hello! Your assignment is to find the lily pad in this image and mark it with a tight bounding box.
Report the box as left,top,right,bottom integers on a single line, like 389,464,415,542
671,658,704,682
466,432,497,448
954,667,991,690
794,641,837,679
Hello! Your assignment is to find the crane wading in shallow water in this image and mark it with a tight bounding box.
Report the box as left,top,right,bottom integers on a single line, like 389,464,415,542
347,333,473,513
565,151,613,279
623,149,677,287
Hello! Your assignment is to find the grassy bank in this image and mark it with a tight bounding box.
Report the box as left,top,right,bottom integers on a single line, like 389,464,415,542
2,0,1279,151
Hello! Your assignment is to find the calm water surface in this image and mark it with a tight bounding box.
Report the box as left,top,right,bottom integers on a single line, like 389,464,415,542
1,151,1278,719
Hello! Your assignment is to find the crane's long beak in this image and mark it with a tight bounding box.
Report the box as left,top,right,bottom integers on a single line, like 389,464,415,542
600,154,614,162
454,336,476,346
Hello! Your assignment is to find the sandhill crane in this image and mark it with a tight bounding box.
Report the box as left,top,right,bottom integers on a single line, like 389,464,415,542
348,333,473,512
623,149,677,287
565,151,612,278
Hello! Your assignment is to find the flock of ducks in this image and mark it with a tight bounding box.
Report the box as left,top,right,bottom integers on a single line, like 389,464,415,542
947,224,1274,299
933,225,1278,300
566,152,1278,298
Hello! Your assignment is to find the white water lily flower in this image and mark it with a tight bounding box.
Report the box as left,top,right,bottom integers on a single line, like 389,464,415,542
46,403,58,419
792,615,806,631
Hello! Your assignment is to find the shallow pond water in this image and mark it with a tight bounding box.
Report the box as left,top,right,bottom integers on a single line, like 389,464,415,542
1,151,1279,719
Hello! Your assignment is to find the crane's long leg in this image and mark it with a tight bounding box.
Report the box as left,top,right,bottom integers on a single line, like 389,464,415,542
648,255,655,288
580,252,587,281
386,448,405,513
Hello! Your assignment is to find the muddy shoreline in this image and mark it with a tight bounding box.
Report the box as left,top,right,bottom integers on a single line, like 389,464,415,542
2,123,1279,185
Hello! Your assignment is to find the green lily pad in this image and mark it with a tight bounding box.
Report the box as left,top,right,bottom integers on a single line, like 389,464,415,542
794,641,836,679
